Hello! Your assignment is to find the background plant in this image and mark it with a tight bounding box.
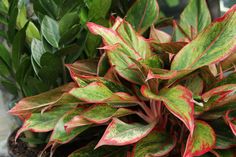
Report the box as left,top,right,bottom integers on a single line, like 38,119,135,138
7,0,236,157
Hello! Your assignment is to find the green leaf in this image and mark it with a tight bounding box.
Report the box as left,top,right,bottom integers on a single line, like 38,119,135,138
26,22,40,42
59,24,80,45
9,83,76,115
126,0,159,33
41,16,60,48
183,120,216,157
87,0,112,20
95,118,156,148
12,24,27,70
56,44,80,56
133,131,176,157
141,85,194,135
21,76,49,96
38,0,58,19
0,80,18,95
82,104,117,124
38,53,62,84
16,105,75,139
15,56,30,86
0,44,11,68
69,142,128,157
85,18,109,58
176,0,211,40
82,104,134,124
87,19,154,84
171,6,236,70
0,0,8,14
69,82,138,104
59,12,80,36
7,0,18,42
50,108,89,144
31,39,45,66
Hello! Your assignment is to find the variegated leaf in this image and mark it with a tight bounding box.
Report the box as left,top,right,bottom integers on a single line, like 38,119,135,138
82,104,134,124
171,5,236,70
200,84,236,113
15,105,76,140
50,108,90,144
133,131,176,157
69,82,138,104
150,26,171,43
87,18,152,84
9,83,77,115
184,120,216,157
95,118,156,148
175,0,211,40
141,85,194,135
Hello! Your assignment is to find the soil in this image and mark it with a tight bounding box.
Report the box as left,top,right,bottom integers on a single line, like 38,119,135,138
8,129,47,157
8,127,103,157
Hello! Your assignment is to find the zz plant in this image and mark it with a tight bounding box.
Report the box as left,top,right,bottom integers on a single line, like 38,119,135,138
9,0,236,156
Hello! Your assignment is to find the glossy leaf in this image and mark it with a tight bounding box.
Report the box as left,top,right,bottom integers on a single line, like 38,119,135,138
133,131,176,157
226,110,236,136
126,0,159,33
184,120,216,157
95,118,156,148
31,39,45,66
59,12,80,36
171,5,236,70
9,83,76,115
41,16,60,48
141,85,194,135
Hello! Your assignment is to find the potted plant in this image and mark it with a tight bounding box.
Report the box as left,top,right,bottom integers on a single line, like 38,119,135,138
7,0,236,156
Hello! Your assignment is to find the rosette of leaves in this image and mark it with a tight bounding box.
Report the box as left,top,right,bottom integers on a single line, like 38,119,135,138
9,0,236,157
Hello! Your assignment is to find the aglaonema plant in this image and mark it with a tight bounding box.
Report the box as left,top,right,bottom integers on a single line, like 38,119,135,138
9,0,236,156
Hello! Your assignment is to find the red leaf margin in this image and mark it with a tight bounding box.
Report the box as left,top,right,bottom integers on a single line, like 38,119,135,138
183,120,216,157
